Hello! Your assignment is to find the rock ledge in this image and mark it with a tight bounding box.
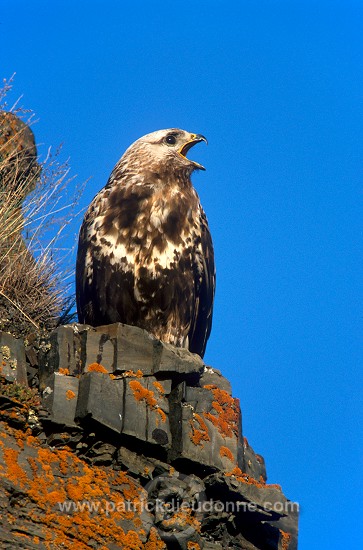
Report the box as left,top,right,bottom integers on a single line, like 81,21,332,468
0,324,298,549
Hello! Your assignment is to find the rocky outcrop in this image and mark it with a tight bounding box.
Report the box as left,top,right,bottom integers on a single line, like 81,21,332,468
0,110,41,196
0,111,68,339
0,324,298,549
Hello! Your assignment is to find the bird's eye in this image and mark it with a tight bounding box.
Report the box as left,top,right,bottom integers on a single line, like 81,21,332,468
165,134,177,145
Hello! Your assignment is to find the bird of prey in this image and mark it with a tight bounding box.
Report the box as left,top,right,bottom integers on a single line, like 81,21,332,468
76,129,215,357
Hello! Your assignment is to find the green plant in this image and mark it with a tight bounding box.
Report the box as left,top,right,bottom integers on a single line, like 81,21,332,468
0,378,40,407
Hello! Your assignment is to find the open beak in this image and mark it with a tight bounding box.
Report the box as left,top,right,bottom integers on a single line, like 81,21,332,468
179,133,207,170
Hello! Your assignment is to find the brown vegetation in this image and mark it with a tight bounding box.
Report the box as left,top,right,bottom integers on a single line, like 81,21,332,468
0,78,83,338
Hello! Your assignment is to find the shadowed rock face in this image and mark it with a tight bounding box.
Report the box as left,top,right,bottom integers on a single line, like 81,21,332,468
0,111,41,197
0,323,298,549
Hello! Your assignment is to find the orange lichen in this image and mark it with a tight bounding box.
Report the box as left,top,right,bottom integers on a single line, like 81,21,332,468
12,531,33,543
66,390,76,400
26,434,40,447
189,413,210,446
145,527,166,549
152,381,165,395
156,408,167,423
2,448,29,488
129,380,157,406
87,363,109,373
203,388,240,439
57,451,72,476
225,466,266,488
203,384,218,390
58,368,70,375
129,380,166,423
65,462,111,502
16,436,25,450
219,446,235,462
187,542,201,549
162,506,200,532
268,483,282,491
226,467,281,492
123,369,144,378
280,529,291,549
0,420,153,549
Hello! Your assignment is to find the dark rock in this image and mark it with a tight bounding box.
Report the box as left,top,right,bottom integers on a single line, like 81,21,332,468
200,366,232,395
26,365,38,386
243,437,267,482
46,430,82,448
122,375,171,448
38,325,83,387
94,323,205,377
75,372,123,433
204,472,285,521
0,331,27,385
184,385,215,410
169,382,240,471
144,471,206,549
153,378,172,395
0,395,28,428
204,472,299,549
82,326,118,373
94,323,156,372
202,542,224,549
153,340,205,376
38,322,206,384
0,418,157,548
25,345,38,367
0,323,298,548
116,446,171,479
42,373,79,427
83,441,117,465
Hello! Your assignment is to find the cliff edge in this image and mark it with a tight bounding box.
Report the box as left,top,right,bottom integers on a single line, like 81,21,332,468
0,323,298,549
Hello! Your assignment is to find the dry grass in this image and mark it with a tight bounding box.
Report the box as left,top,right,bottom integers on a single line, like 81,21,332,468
0,77,83,338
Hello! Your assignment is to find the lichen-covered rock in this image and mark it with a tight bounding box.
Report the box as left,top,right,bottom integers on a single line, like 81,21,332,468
0,421,163,549
0,332,27,385
122,375,171,448
42,372,79,427
169,383,242,472
0,326,298,549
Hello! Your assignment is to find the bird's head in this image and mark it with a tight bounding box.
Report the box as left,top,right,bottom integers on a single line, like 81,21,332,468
123,129,207,177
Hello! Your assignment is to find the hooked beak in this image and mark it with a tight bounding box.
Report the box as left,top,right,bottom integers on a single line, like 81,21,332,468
179,133,208,170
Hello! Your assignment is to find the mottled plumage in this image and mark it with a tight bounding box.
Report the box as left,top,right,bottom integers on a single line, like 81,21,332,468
76,129,215,357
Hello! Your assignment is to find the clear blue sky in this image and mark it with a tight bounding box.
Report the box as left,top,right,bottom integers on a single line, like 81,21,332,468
1,1,362,548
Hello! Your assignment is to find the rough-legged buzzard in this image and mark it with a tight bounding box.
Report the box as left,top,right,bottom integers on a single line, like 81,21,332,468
76,129,215,357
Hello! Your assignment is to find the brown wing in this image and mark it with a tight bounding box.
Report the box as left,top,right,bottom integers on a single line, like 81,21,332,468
188,209,215,357
76,213,140,328
75,218,98,325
